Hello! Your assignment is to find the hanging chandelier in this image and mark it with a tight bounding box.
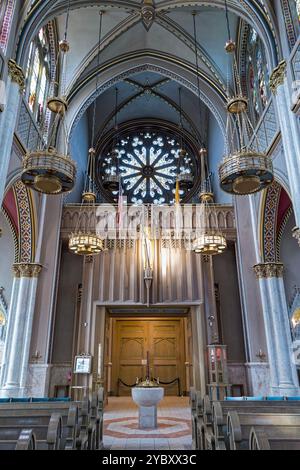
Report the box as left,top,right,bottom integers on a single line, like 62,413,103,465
191,12,227,256
21,0,76,195
103,88,121,192
218,0,273,196
193,149,227,255
68,11,105,256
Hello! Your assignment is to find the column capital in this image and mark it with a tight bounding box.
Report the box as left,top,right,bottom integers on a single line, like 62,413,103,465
253,262,284,279
269,60,287,95
12,263,42,278
8,59,25,91
292,227,300,247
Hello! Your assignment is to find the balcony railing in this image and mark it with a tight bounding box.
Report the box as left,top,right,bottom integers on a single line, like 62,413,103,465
61,203,236,243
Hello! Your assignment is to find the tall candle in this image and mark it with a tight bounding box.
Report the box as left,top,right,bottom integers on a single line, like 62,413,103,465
146,351,150,379
98,343,102,379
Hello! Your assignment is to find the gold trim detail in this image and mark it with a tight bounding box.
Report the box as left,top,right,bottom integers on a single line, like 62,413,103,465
8,60,25,90
12,263,42,278
269,60,286,95
253,263,284,279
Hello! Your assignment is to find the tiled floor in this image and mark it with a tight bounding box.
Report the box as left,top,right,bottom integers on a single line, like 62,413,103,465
103,396,192,450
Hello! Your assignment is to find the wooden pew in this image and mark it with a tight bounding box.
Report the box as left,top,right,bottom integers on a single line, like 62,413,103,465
0,401,79,450
190,389,201,449
0,429,36,450
227,411,300,450
249,426,300,450
212,400,300,450
197,395,219,450
0,411,62,450
90,388,104,450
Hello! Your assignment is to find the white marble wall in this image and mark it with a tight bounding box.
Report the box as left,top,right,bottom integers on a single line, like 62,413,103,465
245,362,270,396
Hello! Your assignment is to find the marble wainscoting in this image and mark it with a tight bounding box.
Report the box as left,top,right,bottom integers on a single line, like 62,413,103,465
25,363,53,397
245,362,270,396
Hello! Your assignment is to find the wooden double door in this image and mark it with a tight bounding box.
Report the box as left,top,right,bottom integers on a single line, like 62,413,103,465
111,318,186,396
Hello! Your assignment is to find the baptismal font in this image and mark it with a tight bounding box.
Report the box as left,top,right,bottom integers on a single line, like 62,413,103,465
131,352,164,429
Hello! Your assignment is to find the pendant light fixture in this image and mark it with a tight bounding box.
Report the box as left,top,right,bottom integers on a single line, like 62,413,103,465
103,88,121,192
191,11,226,256
218,0,273,195
21,0,76,195
68,11,105,256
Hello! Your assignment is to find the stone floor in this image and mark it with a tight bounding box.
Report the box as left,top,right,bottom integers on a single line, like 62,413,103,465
103,396,193,450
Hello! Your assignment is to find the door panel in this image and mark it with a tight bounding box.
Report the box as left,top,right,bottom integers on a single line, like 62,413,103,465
112,318,186,396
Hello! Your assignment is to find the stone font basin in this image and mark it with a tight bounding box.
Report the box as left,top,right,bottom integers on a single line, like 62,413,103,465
132,387,164,407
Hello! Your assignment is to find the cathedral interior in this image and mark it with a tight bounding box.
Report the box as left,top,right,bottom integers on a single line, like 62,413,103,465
1,0,300,453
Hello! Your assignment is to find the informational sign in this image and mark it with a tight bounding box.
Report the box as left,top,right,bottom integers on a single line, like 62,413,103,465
73,355,92,374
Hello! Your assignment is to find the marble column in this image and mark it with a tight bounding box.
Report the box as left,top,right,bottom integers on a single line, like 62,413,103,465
0,60,25,206
0,263,42,397
202,256,220,344
254,263,300,396
270,61,300,242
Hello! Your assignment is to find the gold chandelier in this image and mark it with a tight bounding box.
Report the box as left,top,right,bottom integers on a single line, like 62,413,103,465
193,149,227,256
68,12,105,257
218,1,273,196
21,0,76,195
69,231,103,256
193,233,227,255
192,13,227,256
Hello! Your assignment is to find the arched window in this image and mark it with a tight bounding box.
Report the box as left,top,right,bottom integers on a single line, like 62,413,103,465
246,27,270,123
0,0,15,52
97,126,200,204
25,27,51,126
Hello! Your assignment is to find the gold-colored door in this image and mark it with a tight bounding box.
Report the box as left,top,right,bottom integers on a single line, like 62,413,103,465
112,318,186,396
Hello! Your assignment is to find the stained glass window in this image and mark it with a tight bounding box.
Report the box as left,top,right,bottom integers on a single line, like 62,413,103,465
25,26,51,126
97,128,199,204
246,27,269,123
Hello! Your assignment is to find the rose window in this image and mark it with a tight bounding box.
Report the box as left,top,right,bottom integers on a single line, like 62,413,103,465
97,128,199,204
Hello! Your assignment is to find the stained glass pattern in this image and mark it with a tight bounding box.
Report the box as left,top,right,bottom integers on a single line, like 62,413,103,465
247,26,269,123
99,130,197,204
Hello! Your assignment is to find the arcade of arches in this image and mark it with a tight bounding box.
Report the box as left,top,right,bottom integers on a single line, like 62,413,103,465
1,0,300,452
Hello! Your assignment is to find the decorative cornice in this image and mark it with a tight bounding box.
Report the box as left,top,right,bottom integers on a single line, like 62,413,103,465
253,262,284,279
292,227,300,248
269,60,286,95
8,59,25,91
12,263,42,278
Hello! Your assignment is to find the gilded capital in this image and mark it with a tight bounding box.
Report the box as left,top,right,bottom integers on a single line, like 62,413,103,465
269,60,287,95
292,227,300,247
12,263,42,278
253,262,284,279
8,59,25,91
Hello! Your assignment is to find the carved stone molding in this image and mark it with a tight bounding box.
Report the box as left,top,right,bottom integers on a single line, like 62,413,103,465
141,0,155,31
292,227,300,247
253,262,284,279
12,263,42,278
8,59,25,91
269,60,286,95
